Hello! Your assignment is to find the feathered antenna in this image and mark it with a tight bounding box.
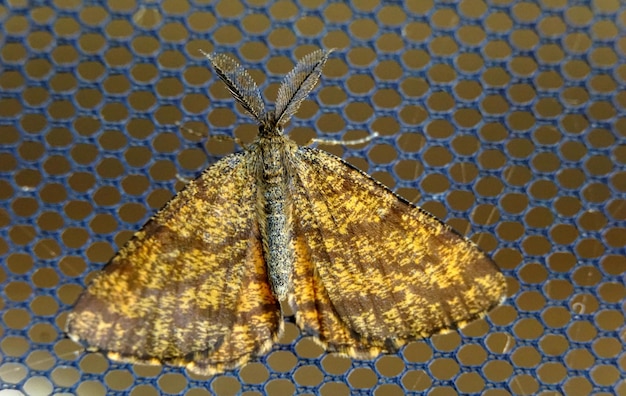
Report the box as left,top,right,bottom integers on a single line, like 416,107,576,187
273,49,333,127
201,50,266,122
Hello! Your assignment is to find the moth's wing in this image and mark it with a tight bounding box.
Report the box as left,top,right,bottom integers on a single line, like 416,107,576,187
65,153,281,375
289,147,507,355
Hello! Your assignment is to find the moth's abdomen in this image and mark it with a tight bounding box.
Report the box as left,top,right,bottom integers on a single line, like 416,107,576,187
263,183,293,298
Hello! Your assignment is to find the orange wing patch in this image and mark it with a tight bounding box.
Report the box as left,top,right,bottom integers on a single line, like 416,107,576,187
65,153,282,375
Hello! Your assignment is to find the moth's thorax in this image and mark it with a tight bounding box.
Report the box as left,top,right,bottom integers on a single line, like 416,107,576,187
257,134,296,181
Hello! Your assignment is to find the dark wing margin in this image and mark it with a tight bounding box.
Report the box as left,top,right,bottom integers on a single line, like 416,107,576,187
65,153,281,375
288,147,507,355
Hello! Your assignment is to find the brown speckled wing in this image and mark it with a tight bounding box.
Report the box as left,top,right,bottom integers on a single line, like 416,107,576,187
65,152,282,376
289,147,507,356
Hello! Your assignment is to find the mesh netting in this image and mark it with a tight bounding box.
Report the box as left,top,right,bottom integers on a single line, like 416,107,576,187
1,1,624,395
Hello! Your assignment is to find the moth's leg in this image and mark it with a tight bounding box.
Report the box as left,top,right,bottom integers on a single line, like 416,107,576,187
177,121,207,139
307,131,379,147
174,122,250,184
176,121,248,149
210,134,248,150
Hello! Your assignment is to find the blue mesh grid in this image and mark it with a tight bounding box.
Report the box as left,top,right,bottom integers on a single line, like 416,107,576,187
1,1,625,395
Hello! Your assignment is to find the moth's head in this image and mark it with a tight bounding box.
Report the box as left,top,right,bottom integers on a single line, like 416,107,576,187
259,111,284,137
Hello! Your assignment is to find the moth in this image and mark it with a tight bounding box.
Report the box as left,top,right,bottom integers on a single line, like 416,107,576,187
66,49,507,375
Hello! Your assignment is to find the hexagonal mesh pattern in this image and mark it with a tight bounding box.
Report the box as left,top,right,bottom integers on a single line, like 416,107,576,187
1,1,624,395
